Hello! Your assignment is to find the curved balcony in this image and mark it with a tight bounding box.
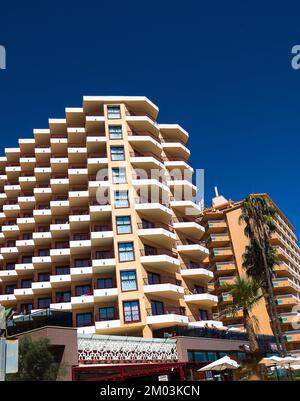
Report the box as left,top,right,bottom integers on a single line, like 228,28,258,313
140,248,179,272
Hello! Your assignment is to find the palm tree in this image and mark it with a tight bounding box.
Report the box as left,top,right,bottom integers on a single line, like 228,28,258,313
221,276,263,353
240,194,287,356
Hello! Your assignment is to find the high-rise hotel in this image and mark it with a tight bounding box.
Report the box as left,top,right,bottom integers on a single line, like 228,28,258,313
201,192,300,356
0,96,218,338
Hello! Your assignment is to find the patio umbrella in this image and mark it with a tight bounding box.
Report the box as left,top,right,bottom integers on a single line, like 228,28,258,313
259,356,300,367
198,355,240,372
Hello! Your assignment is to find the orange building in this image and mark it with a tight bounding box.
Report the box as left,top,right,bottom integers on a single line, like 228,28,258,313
201,192,300,356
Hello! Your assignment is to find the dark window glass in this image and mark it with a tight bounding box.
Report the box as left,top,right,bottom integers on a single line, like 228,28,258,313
56,266,70,275
120,270,137,291
76,313,93,327
150,300,164,316
123,300,140,323
38,298,52,308
98,307,115,321
75,285,91,296
97,278,113,289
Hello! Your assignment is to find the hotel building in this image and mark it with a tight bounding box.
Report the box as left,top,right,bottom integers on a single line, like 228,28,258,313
201,192,300,356
0,96,220,339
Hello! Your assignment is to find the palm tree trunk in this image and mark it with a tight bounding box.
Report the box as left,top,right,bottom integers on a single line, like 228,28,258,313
243,308,259,353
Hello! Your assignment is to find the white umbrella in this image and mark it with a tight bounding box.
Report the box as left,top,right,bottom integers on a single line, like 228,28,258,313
198,355,240,372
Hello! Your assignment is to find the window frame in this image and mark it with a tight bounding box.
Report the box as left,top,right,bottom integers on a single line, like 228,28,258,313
120,270,137,292
122,300,141,323
116,215,132,234
118,241,135,262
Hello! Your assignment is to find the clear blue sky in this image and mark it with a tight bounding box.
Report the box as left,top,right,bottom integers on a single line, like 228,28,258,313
0,1,299,232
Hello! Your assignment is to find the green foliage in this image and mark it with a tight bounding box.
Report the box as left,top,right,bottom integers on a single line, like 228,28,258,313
6,336,59,381
221,276,263,319
240,194,277,289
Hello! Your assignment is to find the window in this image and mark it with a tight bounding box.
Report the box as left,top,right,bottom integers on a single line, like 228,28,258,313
115,191,129,208
38,298,52,308
199,309,209,321
120,270,137,291
110,146,125,161
38,249,50,256
74,259,90,267
98,307,115,321
76,312,93,327
194,285,205,294
109,125,123,139
21,279,32,288
97,278,113,289
151,300,164,316
20,303,33,315
118,242,134,262
75,285,92,296
38,273,50,282
6,263,15,271
56,291,71,303
5,285,16,294
22,256,32,263
56,266,70,275
112,168,127,184
116,216,132,234
147,272,160,285
123,300,140,323
107,106,121,119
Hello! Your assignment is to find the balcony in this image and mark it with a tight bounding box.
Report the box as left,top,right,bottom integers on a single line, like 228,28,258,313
50,247,70,262
211,247,234,260
215,276,236,289
130,152,163,169
95,318,121,333
184,291,218,307
69,190,89,206
93,287,118,302
33,208,52,223
69,213,90,229
275,294,299,307
89,204,112,219
70,266,93,280
18,195,35,208
50,178,69,192
159,124,189,144
68,148,87,164
143,278,184,300
140,248,180,272
50,157,68,173
92,253,116,273
15,263,34,273
32,281,52,294
86,137,106,154
137,222,176,248
91,228,114,246
168,179,197,198
173,220,205,240
164,160,193,173
170,200,202,216
128,132,162,156
132,178,169,197
279,312,300,325
161,140,190,161
49,302,72,311
0,294,16,305
68,168,88,183
146,307,188,328
17,214,34,227
188,320,224,329
177,242,209,260
85,115,105,133
70,239,91,255
16,239,35,251
135,199,172,223
3,203,20,217
87,156,108,173
285,330,300,343
2,224,19,237
50,223,70,237
14,288,34,300
0,246,18,258
273,278,299,293
88,179,110,196
219,292,233,304
71,294,94,309
207,220,227,233
208,233,231,247
19,175,36,189
50,274,71,287
34,187,52,201
126,115,159,136
0,269,18,281
180,266,213,282
214,261,236,275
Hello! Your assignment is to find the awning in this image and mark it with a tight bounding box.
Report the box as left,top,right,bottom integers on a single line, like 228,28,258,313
198,355,240,372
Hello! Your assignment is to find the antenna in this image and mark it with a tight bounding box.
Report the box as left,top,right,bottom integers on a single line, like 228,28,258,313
214,186,219,197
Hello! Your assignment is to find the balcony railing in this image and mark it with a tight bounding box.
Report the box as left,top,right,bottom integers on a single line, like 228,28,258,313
146,306,186,317
143,276,181,286
137,221,174,232
140,248,178,259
